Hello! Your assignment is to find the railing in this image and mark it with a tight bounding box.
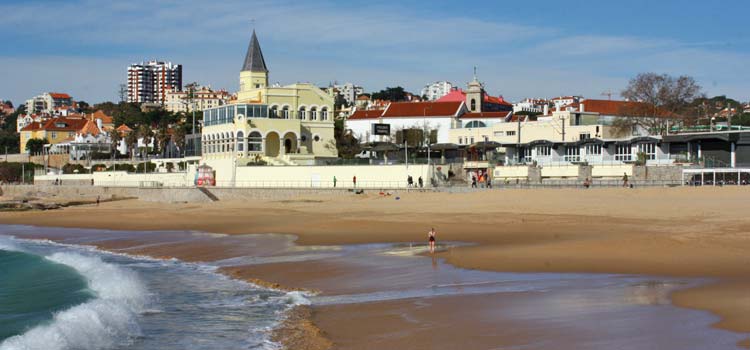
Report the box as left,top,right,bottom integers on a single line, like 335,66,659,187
213,180,431,189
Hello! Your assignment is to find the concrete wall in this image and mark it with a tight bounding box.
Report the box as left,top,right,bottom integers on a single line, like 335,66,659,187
494,166,529,179
540,166,578,178
633,165,683,182
591,164,633,178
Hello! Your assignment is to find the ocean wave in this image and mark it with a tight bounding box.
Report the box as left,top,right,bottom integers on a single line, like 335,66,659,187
0,253,149,350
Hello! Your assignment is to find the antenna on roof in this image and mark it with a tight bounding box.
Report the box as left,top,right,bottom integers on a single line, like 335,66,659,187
473,66,477,81
601,90,613,100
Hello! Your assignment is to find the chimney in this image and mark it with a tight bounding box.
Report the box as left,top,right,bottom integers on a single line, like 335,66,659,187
543,104,549,115
580,103,585,113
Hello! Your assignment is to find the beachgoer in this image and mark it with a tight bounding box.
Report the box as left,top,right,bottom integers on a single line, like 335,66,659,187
418,176,423,188
428,227,437,253
96,195,100,206
471,176,477,188
622,173,629,187
408,175,413,187
583,177,591,189
353,175,357,187
333,176,337,188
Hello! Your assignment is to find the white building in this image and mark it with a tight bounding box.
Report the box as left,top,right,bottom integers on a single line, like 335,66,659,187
550,96,581,109
333,83,364,106
164,86,231,113
127,61,182,104
513,98,548,114
25,92,74,114
420,81,453,101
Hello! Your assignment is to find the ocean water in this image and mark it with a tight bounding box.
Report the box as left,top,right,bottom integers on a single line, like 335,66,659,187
0,235,307,350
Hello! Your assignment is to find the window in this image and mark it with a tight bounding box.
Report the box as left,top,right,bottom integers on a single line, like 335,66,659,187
470,99,476,111
248,131,262,152
270,106,278,118
51,132,57,139
523,148,532,163
458,137,463,144
470,137,474,144
585,144,602,155
310,107,317,121
506,131,516,136
465,120,486,128
565,147,580,162
637,143,656,160
237,131,244,152
313,135,320,142
321,107,328,121
615,145,631,161
298,107,306,120
579,133,591,141
536,146,551,157
282,106,290,119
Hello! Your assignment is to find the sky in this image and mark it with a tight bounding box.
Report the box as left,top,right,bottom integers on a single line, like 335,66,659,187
1,0,749,106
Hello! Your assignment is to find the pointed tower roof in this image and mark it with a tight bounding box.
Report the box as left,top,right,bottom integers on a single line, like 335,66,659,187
242,30,268,73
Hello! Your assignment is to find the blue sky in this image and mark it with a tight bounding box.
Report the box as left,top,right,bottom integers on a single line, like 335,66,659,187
1,0,749,106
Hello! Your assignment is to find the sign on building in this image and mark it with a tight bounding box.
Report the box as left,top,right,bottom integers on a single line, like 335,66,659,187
372,123,391,136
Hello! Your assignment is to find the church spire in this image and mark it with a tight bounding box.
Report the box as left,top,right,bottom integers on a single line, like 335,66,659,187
242,30,268,73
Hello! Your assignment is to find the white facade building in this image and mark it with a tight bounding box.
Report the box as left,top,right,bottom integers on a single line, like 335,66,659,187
25,93,73,114
420,81,453,101
513,98,548,114
333,83,364,106
164,86,231,113
127,61,182,104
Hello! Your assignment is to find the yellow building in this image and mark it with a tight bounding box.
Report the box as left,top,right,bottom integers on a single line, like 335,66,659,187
201,31,337,166
19,117,88,153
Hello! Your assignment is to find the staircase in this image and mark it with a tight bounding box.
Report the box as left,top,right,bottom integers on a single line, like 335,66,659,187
197,186,219,202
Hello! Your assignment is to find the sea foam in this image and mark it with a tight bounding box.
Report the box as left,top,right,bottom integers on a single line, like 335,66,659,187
0,253,149,350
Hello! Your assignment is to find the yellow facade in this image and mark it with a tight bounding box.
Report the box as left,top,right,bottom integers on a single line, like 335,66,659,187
19,129,77,153
201,31,338,165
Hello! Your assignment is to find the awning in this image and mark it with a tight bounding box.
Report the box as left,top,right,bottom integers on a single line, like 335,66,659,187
430,143,460,151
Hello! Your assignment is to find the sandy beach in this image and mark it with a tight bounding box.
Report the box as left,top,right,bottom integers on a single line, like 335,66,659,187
1,186,749,348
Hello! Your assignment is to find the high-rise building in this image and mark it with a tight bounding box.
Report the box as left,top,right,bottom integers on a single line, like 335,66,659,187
333,83,364,106
420,81,453,101
127,61,182,104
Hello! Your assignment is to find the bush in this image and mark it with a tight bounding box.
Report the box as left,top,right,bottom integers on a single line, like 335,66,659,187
246,160,267,166
635,152,648,166
106,164,136,172
0,162,41,183
135,162,156,172
62,163,88,174
177,161,187,171
166,162,174,172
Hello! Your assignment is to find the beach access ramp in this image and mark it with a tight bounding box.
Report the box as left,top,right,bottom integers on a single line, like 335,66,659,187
197,187,219,202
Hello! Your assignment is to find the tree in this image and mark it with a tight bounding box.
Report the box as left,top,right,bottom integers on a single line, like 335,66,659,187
0,131,20,154
332,119,360,158
171,126,186,157
125,131,138,160
614,73,703,136
137,125,153,156
155,126,170,156
25,138,48,155
371,86,407,102
110,130,122,157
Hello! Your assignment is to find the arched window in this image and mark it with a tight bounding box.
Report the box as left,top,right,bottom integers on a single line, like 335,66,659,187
270,106,278,118
470,99,476,111
237,131,244,152
321,107,328,121
221,133,227,152
298,107,306,120
248,131,262,152
229,132,235,152
282,106,290,119
465,120,486,128
310,107,318,121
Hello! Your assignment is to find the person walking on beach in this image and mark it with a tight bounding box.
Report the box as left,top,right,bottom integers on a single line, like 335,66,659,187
428,227,437,253
471,175,477,188
333,176,337,188
418,176,423,188
622,173,629,187
408,175,413,187
353,175,357,188
96,195,100,206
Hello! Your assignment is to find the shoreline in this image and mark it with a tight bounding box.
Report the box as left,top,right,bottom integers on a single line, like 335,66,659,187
1,187,749,347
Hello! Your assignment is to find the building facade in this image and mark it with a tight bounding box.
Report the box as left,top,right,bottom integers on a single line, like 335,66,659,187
164,86,231,113
127,61,182,104
25,93,74,114
421,81,453,101
201,30,338,167
333,83,364,106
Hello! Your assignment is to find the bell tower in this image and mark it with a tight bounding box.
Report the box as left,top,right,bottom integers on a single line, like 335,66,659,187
239,30,269,92
465,66,484,113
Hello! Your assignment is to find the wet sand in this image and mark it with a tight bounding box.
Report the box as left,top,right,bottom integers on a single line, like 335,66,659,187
1,187,750,347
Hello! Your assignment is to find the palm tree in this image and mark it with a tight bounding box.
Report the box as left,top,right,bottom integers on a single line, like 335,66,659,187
125,131,138,160
110,130,122,158
172,126,186,157
137,125,153,157
156,126,170,157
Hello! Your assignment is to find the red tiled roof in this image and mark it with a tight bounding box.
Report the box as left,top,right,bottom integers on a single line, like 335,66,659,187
20,121,44,132
436,89,512,106
49,93,71,99
41,117,88,131
383,101,463,118
116,124,133,133
461,111,512,119
79,120,101,136
348,109,385,120
89,110,114,124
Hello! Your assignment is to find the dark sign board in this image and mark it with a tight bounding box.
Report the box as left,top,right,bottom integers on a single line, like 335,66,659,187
372,123,391,136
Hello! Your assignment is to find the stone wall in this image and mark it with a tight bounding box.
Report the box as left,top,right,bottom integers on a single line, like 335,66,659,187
632,165,683,182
